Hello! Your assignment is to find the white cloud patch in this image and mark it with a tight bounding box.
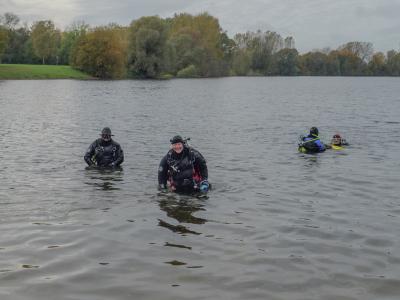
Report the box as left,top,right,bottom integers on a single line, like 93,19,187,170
4,0,80,27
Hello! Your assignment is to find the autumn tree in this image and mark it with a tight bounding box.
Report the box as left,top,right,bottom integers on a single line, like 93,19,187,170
71,25,127,78
31,20,61,64
368,52,386,76
338,41,373,62
167,13,227,77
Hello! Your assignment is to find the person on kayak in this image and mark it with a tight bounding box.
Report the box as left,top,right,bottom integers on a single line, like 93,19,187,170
299,127,326,153
158,135,209,193
84,127,124,167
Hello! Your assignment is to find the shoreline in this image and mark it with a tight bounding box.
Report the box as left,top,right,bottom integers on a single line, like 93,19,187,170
1,64,399,80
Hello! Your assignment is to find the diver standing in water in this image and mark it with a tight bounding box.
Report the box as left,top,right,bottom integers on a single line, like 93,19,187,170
84,127,124,167
158,135,209,194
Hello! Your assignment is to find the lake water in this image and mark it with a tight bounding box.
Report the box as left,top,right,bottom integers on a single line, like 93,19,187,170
1,77,400,300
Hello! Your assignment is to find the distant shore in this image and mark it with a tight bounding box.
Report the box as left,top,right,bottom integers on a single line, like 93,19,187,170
0,64,92,80
1,64,398,80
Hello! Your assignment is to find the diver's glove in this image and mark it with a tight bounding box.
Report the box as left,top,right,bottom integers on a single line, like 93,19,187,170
158,184,168,192
199,180,209,193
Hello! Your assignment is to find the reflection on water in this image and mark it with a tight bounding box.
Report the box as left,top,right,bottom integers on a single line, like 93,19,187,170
84,167,124,190
158,195,208,224
158,219,201,235
157,194,207,235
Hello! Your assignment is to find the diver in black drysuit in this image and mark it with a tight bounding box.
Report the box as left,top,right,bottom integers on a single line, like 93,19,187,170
158,136,208,193
84,127,124,167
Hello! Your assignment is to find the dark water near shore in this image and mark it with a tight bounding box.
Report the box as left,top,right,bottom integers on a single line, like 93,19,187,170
1,77,400,300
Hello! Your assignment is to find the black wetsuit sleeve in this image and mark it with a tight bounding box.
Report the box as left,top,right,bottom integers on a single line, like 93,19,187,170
113,144,124,166
194,150,208,180
158,155,169,185
84,140,97,166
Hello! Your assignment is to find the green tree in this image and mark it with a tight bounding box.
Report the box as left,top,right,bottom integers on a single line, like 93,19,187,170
386,50,400,76
71,26,127,78
31,20,61,64
219,31,236,75
3,25,33,63
233,30,285,75
231,49,251,75
0,26,8,62
167,33,197,74
0,13,20,62
128,16,167,78
299,52,328,75
273,48,299,75
0,13,35,64
59,21,89,65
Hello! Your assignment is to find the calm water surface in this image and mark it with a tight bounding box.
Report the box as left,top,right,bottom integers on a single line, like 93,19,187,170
1,77,400,300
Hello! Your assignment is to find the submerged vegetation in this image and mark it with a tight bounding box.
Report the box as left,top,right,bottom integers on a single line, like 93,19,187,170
1,12,400,79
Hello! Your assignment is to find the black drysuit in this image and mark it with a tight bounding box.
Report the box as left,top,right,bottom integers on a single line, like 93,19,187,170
84,138,124,167
158,147,208,192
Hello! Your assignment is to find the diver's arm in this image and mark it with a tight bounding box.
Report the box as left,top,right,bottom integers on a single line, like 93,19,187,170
112,143,124,166
158,155,169,186
194,150,208,180
84,141,97,166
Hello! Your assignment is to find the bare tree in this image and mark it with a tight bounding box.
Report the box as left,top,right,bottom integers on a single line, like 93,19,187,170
284,36,295,49
339,41,374,62
0,12,20,29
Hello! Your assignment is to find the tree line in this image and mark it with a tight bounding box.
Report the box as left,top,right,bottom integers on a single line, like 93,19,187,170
1,12,400,78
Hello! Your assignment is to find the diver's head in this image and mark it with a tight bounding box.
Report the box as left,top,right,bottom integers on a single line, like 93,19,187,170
170,135,184,154
100,127,113,142
310,127,319,136
332,133,342,145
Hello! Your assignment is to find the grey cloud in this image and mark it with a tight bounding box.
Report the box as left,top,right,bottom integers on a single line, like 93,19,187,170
73,0,191,26
356,2,400,19
3,0,400,52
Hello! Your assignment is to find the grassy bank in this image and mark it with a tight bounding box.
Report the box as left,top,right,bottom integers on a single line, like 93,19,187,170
0,64,91,79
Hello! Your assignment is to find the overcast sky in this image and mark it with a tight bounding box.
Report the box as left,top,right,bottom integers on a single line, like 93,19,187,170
3,0,400,53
